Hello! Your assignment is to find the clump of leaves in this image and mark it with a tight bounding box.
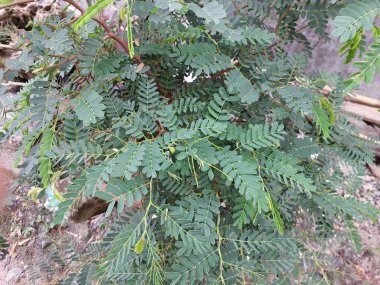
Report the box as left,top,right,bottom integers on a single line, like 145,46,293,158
333,0,380,90
0,0,378,284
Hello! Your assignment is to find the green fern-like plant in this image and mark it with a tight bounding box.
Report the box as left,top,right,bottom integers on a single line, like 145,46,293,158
1,1,378,284
333,0,380,90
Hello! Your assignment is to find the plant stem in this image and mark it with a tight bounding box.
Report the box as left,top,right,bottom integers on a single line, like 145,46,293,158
275,5,291,33
216,209,226,285
42,54,78,71
1,81,26,87
63,0,167,95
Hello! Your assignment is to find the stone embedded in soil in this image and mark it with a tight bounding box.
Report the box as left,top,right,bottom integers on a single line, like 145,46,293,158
369,164,380,178
5,267,23,282
0,145,18,208
0,167,17,207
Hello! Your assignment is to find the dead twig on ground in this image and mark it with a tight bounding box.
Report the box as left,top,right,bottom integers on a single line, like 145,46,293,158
321,85,380,108
0,44,19,50
1,81,26,87
345,93,380,108
0,0,34,10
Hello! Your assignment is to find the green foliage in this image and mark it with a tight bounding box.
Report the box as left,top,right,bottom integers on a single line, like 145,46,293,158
276,85,318,115
52,176,86,226
258,150,316,194
187,1,227,24
333,0,380,90
74,88,106,126
111,143,146,180
2,1,379,284
345,218,362,252
225,70,259,104
72,0,115,32
137,78,160,114
240,123,286,150
95,177,148,215
38,129,55,188
97,213,144,279
312,104,331,138
332,0,380,43
0,236,9,260
217,147,267,212
344,42,380,89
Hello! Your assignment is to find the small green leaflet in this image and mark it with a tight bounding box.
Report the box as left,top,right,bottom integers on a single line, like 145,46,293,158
345,218,362,252
134,237,146,254
344,42,380,91
332,0,380,43
268,194,284,235
74,89,106,126
4,49,33,70
141,141,172,178
240,123,286,150
258,150,317,194
312,104,331,138
94,177,148,215
38,129,55,188
72,0,115,32
110,143,146,180
188,1,226,24
276,85,317,115
155,0,183,12
217,147,268,213
312,98,335,138
225,69,259,104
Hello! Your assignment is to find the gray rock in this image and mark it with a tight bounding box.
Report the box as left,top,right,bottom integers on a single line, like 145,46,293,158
5,267,23,282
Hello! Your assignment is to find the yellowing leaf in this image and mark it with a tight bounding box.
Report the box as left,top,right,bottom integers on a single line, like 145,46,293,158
28,187,44,202
52,185,65,202
120,4,125,21
32,67,45,74
38,129,55,188
134,237,145,254
320,98,335,124
168,146,176,154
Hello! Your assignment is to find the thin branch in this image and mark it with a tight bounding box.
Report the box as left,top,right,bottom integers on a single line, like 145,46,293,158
0,43,20,50
42,54,79,71
269,23,310,51
1,81,26,87
153,119,165,140
63,0,84,13
0,0,34,10
66,15,80,26
275,5,291,33
297,23,310,33
209,67,234,80
63,0,167,94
